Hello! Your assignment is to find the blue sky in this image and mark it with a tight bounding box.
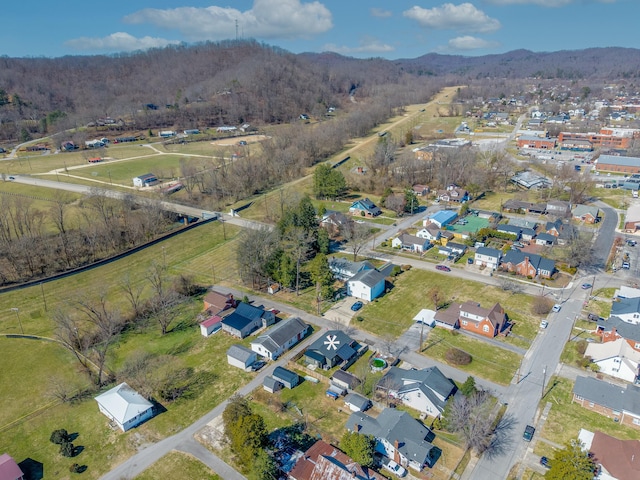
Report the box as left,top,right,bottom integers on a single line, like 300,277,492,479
1,0,636,59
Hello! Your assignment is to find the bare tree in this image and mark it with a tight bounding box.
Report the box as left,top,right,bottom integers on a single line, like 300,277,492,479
281,226,314,295
147,262,181,335
52,309,90,372
120,273,146,320
342,220,371,262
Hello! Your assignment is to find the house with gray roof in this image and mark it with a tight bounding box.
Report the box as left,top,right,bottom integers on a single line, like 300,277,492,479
573,204,600,224
596,316,640,347
305,330,360,369
496,224,521,239
272,366,300,389
344,392,371,412
347,269,385,301
611,297,640,325
534,232,557,246
328,257,374,281
250,317,309,360
377,367,457,416
501,251,555,279
346,408,439,471
475,247,501,270
573,376,640,429
546,200,571,217
95,383,154,432
227,344,258,371
392,233,431,253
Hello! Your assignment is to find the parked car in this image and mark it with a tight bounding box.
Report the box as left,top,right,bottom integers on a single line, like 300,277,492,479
540,456,550,468
523,425,535,442
552,304,561,313
587,313,601,322
627,240,637,246
251,361,266,372
382,460,407,477
582,283,592,290
540,320,549,329
467,257,473,264
513,242,525,248
623,261,631,269
436,265,451,272
350,301,363,312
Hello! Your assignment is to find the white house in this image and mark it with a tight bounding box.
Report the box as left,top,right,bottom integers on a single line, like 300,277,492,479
416,224,441,242
585,338,640,383
132,173,158,188
227,344,258,371
413,309,436,327
611,297,640,325
475,246,501,270
250,317,309,360
391,233,431,253
95,383,154,432
347,269,386,301
344,393,371,412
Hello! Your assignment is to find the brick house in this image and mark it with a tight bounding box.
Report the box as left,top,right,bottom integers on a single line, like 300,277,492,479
500,251,555,279
516,135,556,149
573,376,640,429
434,301,509,338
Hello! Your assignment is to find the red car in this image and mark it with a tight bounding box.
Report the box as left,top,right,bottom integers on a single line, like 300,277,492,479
436,265,451,272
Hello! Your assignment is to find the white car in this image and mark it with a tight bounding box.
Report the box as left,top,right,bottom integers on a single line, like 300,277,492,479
382,460,407,477
540,320,549,329
552,304,561,313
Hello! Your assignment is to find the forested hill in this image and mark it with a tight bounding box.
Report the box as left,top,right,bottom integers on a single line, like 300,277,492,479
1,41,640,142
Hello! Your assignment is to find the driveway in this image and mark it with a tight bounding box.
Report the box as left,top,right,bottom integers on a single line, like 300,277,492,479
324,297,361,326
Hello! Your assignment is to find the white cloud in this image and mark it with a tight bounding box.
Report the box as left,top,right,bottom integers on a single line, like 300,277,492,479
124,0,333,41
323,38,395,55
65,32,179,52
447,35,500,50
370,8,392,18
487,0,615,5
403,3,501,33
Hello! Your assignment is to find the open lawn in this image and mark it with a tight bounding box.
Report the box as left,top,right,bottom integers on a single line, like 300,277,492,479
541,377,640,445
421,328,520,385
469,191,515,213
135,451,221,480
356,269,540,346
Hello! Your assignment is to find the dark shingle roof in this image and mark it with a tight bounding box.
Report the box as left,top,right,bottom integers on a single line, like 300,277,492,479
252,317,308,353
573,376,640,415
348,269,385,289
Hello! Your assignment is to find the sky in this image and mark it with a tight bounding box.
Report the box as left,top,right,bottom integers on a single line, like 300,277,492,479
1,0,637,60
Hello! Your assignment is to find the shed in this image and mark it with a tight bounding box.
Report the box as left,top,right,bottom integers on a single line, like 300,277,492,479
132,173,158,188
200,315,222,337
331,370,362,390
94,383,154,432
344,393,371,412
413,309,436,327
227,344,258,371
272,366,300,389
263,376,283,393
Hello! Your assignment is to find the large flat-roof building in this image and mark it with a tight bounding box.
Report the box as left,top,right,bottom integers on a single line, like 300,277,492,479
596,155,640,174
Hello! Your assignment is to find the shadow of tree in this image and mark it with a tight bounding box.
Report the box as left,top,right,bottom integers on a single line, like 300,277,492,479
18,458,43,480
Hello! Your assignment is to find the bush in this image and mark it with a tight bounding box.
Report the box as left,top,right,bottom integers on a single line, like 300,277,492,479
50,429,70,445
576,340,588,355
531,296,553,315
69,463,82,473
391,266,402,277
445,348,472,366
60,441,75,457
401,264,412,271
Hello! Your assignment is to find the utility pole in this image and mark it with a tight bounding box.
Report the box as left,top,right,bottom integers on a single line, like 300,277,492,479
235,19,239,41
40,282,47,312
10,308,23,334
541,365,547,399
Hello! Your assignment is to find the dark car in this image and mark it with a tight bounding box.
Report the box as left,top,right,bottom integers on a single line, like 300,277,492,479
523,425,535,442
436,265,451,272
251,361,266,372
588,313,601,322
627,240,637,247
351,301,363,312
540,456,550,468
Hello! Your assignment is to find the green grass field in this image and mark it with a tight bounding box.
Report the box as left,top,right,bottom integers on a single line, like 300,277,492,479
135,451,221,480
447,215,489,234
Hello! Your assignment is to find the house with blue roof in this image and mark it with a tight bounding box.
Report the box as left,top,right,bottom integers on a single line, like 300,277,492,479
427,210,458,228
221,302,276,338
349,198,381,217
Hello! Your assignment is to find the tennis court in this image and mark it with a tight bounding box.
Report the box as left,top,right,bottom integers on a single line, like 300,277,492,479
447,214,489,233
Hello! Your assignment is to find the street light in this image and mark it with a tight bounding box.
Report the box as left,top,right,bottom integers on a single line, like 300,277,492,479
541,365,547,399
10,308,23,334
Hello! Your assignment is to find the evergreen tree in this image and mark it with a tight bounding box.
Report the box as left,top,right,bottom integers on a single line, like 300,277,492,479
460,376,477,397
546,440,596,480
313,164,347,200
340,431,375,467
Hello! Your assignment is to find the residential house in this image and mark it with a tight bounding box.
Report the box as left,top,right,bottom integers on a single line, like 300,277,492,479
426,210,458,228
416,223,442,242
320,211,349,236
502,199,547,214
288,440,386,480
349,198,381,217
346,269,386,301
328,257,374,281
433,307,460,330
377,366,457,416
412,184,429,197
546,200,571,217
392,233,431,253
437,185,469,203
440,230,455,245
344,393,371,412
250,317,310,360
132,173,158,188
611,297,640,325
507,218,538,230
304,330,360,369
446,242,467,256
624,205,640,232
435,301,508,338
511,171,552,190
227,344,258,371
346,408,439,471
615,286,640,300
578,429,640,480
0,454,24,480
272,366,300,389
475,247,501,270
496,224,522,240
520,227,536,243
500,251,555,279
94,383,154,432
534,232,557,246
199,315,222,337
544,219,564,237
573,204,600,223
203,290,236,314
220,302,276,338
585,338,640,383
573,376,640,429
